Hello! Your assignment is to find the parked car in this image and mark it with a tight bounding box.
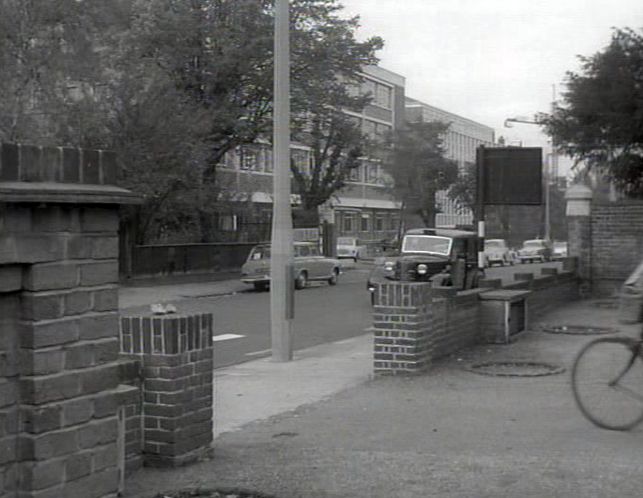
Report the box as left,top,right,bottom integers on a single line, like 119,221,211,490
484,238,514,267
240,242,341,291
367,228,483,296
336,237,366,261
552,240,568,260
517,239,553,263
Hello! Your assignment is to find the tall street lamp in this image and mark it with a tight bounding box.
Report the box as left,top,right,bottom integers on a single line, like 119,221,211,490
271,0,294,362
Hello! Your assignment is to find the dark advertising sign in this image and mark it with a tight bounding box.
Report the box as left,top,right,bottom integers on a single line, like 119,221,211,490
478,147,543,205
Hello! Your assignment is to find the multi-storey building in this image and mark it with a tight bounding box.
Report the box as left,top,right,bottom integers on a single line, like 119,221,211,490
217,65,405,243
405,97,495,227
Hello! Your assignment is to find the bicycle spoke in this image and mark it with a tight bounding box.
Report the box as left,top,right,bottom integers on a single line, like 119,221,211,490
612,383,643,404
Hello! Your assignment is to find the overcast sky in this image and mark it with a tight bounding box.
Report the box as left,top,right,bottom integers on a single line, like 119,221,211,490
340,0,643,164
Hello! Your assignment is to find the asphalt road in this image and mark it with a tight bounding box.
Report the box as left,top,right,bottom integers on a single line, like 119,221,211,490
121,260,562,369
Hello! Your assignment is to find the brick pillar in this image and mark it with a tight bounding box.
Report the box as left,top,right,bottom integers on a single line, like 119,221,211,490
566,184,593,296
372,282,433,375
120,313,214,467
0,142,140,498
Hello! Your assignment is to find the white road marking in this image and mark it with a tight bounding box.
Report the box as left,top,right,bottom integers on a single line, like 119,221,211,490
212,333,245,342
245,348,272,357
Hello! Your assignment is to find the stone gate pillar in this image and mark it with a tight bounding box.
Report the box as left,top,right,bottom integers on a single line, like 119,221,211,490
565,183,593,296
0,142,139,498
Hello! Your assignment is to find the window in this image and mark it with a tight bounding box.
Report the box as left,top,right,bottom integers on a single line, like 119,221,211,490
240,147,260,171
264,147,274,173
217,214,237,232
366,163,379,184
291,148,310,175
222,150,236,169
342,213,354,232
363,79,376,98
375,214,386,232
360,214,370,232
363,120,377,140
375,123,391,141
349,164,362,182
309,245,320,256
375,84,392,109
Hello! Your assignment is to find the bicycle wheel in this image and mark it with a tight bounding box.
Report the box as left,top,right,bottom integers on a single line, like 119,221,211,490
571,337,643,431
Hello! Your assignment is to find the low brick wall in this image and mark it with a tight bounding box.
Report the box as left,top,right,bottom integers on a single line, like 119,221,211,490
119,313,214,467
372,263,580,375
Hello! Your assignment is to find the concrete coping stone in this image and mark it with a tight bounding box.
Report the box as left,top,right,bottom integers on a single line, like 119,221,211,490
479,289,532,302
0,181,141,205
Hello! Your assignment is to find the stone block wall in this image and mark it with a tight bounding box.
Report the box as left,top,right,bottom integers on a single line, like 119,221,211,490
120,314,214,467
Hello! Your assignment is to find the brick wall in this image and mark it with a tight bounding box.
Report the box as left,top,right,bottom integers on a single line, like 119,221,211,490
372,283,433,375
119,314,214,467
0,294,19,498
590,202,643,296
0,142,140,497
371,264,580,375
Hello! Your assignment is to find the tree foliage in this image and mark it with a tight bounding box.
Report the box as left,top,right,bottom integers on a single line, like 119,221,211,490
289,1,383,212
385,121,458,227
0,0,383,242
542,28,643,197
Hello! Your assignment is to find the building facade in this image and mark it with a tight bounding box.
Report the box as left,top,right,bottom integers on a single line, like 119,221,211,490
216,65,405,243
405,97,495,227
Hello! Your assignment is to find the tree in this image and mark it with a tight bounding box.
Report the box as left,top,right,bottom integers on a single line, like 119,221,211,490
542,28,643,197
448,161,476,215
0,0,384,242
385,121,458,227
287,1,383,216
0,0,126,146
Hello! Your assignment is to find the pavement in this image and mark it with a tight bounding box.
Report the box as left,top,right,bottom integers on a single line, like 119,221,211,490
121,278,643,498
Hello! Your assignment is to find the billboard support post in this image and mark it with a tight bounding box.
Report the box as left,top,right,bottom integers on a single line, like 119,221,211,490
476,146,486,271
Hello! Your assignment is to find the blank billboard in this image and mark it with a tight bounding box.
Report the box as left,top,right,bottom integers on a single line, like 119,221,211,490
479,147,543,205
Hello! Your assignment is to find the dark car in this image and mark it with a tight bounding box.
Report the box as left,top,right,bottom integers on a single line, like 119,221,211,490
367,228,483,296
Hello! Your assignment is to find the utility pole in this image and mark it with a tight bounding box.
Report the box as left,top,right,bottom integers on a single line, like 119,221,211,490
270,0,294,362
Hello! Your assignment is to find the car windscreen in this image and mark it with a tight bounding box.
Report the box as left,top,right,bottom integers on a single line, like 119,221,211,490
523,241,544,248
485,240,504,248
401,235,451,255
249,246,271,260
337,237,355,245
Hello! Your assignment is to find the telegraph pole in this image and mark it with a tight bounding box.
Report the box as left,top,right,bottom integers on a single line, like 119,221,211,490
270,0,294,362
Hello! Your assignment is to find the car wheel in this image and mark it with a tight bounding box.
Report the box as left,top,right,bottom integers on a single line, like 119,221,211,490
253,282,268,292
328,268,339,286
295,271,307,290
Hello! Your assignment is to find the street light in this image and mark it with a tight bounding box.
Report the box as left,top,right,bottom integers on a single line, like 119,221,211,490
271,0,294,362
503,115,553,241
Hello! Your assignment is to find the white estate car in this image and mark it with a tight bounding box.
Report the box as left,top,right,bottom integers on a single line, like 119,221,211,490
336,237,365,261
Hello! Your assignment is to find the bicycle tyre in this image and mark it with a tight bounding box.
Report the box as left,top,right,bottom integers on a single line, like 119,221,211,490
571,336,643,431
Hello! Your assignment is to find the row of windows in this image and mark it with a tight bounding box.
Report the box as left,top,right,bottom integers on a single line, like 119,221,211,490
446,132,491,165
339,211,399,234
348,78,393,110
223,146,390,186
